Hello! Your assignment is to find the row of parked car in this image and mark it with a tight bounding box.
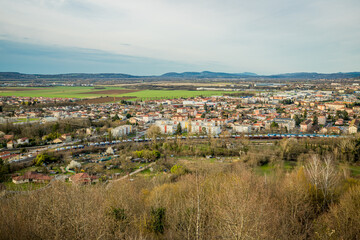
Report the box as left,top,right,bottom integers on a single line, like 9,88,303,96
55,145,85,151
232,133,340,138
54,133,342,152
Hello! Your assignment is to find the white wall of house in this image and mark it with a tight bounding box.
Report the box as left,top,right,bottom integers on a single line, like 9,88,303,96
233,125,252,133
111,125,132,138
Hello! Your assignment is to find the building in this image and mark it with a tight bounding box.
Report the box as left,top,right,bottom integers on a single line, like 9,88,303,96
69,173,98,185
53,137,66,144
318,115,326,125
12,171,53,184
300,120,313,132
265,118,296,131
3,135,14,141
111,125,132,138
232,124,252,133
7,140,15,149
189,120,221,135
17,137,29,145
86,127,96,136
325,102,346,110
155,120,179,134
328,127,341,135
348,119,359,134
155,119,221,136
335,119,344,126
317,105,326,111
61,134,72,142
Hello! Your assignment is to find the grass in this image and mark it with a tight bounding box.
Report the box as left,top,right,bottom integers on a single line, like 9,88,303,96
139,169,151,175
16,166,41,174
255,161,297,175
14,118,40,123
255,164,275,175
3,181,48,191
0,86,232,99
0,86,127,98
118,89,232,100
107,168,125,175
347,165,360,176
283,161,298,170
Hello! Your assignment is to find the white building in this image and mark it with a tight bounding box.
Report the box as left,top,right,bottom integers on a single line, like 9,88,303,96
265,118,296,131
233,124,252,133
348,119,359,134
111,125,132,138
155,120,221,135
155,120,179,134
189,121,221,135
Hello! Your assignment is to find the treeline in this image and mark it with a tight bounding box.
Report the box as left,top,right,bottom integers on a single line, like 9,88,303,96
0,119,91,146
1,155,360,239
120,137,360,165
123,84,197,91
224,92,256,97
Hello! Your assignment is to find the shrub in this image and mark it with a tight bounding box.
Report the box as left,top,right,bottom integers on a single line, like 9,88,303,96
314,184,360,239
33,153,58,166
170,164,187,176
148,207,166,234
111,207,127,221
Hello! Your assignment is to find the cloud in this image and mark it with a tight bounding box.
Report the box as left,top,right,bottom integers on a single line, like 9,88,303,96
0,40,221,74
0,0,359,74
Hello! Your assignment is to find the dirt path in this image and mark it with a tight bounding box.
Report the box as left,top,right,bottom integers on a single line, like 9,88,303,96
106,162,156,189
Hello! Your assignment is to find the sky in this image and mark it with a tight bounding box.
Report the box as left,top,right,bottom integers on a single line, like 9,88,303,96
0,0,359,75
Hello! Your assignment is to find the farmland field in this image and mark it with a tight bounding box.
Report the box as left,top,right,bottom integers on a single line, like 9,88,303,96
0,86,231,100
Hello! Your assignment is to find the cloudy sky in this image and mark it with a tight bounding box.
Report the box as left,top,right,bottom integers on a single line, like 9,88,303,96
0,0,359,75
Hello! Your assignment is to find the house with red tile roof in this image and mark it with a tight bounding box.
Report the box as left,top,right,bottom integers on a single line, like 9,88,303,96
12,171,53,184
69,173,98,185
7,140,15,149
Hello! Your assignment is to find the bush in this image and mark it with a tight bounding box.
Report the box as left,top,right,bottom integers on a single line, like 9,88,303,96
314,184,360,239
148,207,166,234
111,207,127,221
170,164,187,176
33,153,58,166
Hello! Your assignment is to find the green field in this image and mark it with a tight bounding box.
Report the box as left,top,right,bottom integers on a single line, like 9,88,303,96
117,89,230,100
0,86,126,98
14,118,40,123
3,182,48,191
0,86,230,100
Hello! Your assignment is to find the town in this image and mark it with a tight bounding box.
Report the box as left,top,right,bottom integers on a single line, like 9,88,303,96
2,80,360,239
0,81,360,185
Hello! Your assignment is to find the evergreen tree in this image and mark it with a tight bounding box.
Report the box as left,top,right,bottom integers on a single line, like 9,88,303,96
270,122,279,129
313,115,318,125
112,114,120,121
294,114,302,126
303,109,307,119
175,123,182,135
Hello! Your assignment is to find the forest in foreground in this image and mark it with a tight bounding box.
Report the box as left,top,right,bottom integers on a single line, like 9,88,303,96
1,141,360,240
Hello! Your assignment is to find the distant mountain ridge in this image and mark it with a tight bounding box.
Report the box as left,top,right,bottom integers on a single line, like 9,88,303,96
0,72,137,80
268,72,360,79
161,71,258,78
1,71,360,80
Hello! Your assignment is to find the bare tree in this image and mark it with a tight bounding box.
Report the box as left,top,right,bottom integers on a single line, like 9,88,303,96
147,125,161,140
304,154,340,209
338,138,356,162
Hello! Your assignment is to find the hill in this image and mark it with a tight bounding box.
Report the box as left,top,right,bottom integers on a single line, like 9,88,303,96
1,71,360,81
161,71,258,78
0,72,138,80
